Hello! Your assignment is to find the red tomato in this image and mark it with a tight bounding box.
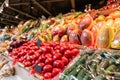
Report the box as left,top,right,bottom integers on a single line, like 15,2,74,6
55,50,60,53
45,53,53,58
45,46,52,53
24,61,32,67
38,63,45,67
29,68,35,74
52,50,60,55
52,50,56,55
54,45,60,50
18,58,23,62
44,72,52,79
41,54,46,62
52,68,61,76
60,46,68,53
39,56,45,63
61,56,69,65
28,50,34,55
53,42,60,47
53,60,64,69
35,52,40,58
29,55,34,60
32,60,35,64
64,50,71,58
71,48,79,56
69,46,74,50
53,53,62,60
45,57,53,65
23,55,27,59
27,56,32,62
32,55,38,60
50,18,55,24
41,46,51,53
32,46,39,50
38,49,43,54
43,65,53,72
41,42,47,46
35,59,41,64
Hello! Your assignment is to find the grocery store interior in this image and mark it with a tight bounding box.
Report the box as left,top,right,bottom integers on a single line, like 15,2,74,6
0,0,120,80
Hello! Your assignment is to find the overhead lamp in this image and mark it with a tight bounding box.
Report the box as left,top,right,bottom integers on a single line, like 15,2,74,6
0,6,3,13
15,15,19,19
5,0,9,7
0,0,9,13
31,6,34,9
41,15,46,20
0,9,3,13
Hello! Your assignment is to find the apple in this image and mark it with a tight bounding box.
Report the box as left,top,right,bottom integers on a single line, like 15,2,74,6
52,27,59,36
58,26,67,37
67,24,75,36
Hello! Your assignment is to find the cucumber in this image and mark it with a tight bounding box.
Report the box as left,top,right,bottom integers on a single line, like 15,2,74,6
64,56,85,75
67,67,78,77
83,75,91,80
76,69,86,80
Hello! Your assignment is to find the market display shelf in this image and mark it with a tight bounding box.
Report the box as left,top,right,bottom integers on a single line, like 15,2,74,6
7,56,43,80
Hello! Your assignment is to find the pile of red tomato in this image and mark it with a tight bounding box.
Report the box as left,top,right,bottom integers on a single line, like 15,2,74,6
9,41,80,79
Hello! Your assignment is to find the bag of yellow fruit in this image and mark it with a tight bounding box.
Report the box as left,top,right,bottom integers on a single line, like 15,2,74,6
111,27,120,49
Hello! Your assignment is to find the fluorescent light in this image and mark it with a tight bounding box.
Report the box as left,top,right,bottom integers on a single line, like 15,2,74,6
15,15,19,18
31,6,34,9
5,0,9,7
0,9,3,13
5,3,9,7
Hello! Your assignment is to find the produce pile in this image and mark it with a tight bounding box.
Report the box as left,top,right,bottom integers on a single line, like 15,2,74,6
100,0,120,10
59,49,120,80
9,41,80,79
32,10,120,49
0,27,17,53
7,9,120,51
7,38,28,53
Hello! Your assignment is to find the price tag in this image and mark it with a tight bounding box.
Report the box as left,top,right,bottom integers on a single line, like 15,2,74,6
34,65,42,73
77,34,81,44
36,39,42,47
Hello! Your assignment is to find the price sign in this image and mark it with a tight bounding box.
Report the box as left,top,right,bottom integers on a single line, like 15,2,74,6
36,39,42,47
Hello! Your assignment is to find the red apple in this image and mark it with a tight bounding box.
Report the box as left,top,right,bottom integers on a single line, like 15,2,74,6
67,25,75,36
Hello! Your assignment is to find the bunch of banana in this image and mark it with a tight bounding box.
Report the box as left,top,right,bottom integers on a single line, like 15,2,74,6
38,30,53,42
39,21,51,33
110,18,120,49
111,26,120,49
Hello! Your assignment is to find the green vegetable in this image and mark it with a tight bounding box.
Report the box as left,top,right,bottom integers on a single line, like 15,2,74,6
83,74,91,80
73,12,82,18
64,55,86,75
67,66,79,77
22,26,29,33
76,69,86,80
